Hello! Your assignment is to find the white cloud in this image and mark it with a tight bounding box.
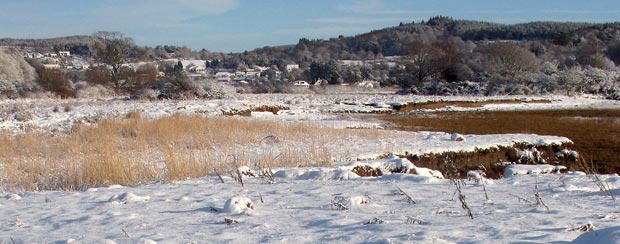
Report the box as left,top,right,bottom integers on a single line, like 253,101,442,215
339,0,384,13
373,10,434,15
542,9,620,14
175,0,240,15
308,17,405,25
108,0,240,15
77,0,240,29
276,26,375,39
337,0,432,15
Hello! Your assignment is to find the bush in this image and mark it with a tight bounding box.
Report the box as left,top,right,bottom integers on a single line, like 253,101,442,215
74,81,115,98
404,80,484,96
130,88,160,100
86,66,112,87
443,63,474,82
0,80,19,98
14,110,33,122
35,68,74,98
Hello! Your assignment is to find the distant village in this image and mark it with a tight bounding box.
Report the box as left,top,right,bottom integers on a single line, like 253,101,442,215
10,46,393,89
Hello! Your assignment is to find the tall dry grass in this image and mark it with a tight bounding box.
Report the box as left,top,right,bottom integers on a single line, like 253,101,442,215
0,113,383,192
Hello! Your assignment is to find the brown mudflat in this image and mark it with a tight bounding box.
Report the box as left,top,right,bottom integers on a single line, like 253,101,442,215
380,109,620,174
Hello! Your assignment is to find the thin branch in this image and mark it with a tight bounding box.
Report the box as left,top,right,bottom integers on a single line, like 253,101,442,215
393,183,416,204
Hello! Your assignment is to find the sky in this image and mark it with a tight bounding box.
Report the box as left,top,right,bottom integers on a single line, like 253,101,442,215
2,0,620,53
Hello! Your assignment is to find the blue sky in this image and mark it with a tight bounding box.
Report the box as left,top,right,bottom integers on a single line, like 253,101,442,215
2,0,620,53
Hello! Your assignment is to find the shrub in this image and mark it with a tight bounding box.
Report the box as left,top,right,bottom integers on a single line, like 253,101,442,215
86,66,112,87
35,67,74,98
74,81,115,98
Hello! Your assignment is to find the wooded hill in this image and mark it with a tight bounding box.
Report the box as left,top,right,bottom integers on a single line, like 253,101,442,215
2,16,620,98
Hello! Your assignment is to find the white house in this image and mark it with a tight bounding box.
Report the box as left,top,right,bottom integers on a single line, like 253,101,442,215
43,64,61,69
58,51,70,57
245,69,261,79
252,65,270,72
357,80,380,88
286,64,300,72
45,53,58,58
293,80,310,88
188,65,206,74
216,72,233,82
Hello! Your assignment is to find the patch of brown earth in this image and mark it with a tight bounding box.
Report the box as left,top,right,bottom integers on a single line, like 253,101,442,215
393,99,552,112
379,109,620,174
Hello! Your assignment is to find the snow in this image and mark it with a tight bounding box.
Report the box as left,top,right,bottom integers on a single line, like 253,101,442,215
572,226,620,244
108,192,151,204
3,172,620,243
1,93,620,134
504,164,568,177
556,149,580,160
1,94,620,243
450,132,466,141
223,196,255,215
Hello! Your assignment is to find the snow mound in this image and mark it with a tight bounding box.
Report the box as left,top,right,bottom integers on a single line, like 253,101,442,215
223,196,254,215
4,194,22,200
273,156,444,181
273,168,305,179
108,192,151,204
337,156,413,175
296,170,361,181
571,226,620,244
139,239,158,244
504,164,567,177
273,168,360,181
344,156,443,178
50,239,78,244
378,155,415,173
467,170,485,182
349,195,370,206
450,133,466,141
411,166,444,179
331,170,361,180
331,195,370,210
376,174,443,183
237,166,256,177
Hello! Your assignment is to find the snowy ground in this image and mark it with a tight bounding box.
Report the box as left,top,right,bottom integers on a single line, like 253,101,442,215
2,163,620,243
1,93,620,243
1,93,620,134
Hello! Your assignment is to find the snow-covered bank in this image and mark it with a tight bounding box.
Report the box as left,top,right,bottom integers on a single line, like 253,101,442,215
2,170,620,243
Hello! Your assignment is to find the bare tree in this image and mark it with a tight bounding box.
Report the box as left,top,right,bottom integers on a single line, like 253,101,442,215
405,40,443,84
92,31,133,92
478,42,537,77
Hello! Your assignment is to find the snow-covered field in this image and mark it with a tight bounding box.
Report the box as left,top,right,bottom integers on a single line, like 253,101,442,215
3,163,620,243
2,93,620,243
1,93,620,134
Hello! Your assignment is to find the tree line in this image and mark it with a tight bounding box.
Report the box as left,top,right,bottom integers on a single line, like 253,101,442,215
2,16,620,98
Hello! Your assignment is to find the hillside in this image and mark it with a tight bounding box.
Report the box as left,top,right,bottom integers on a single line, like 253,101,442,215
0,35,95,56
3,17,620,62
241,17,620,64
1,17,620,99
